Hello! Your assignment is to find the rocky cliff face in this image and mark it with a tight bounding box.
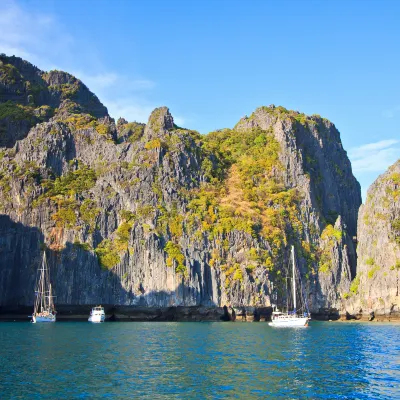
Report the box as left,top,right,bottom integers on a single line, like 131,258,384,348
345,160,400,316
0,55,362,314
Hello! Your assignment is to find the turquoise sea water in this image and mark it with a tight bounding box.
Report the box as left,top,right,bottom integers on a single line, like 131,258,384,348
0,321,398,399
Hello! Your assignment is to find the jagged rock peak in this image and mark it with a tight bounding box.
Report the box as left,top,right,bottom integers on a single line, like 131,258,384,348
145,106,174,138
235,104,335,133
117,117,128,126
0,53,110,147
42,70,79,86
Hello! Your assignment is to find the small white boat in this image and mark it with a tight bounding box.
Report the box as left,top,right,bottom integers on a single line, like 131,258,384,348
31,251,56,323
269,246,310,328
88,306,105,323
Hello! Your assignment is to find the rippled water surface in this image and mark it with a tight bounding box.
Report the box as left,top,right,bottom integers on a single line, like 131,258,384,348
0,321,399,399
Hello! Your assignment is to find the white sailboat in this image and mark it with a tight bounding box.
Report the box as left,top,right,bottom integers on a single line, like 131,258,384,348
269,245,310,327
31,251,56,323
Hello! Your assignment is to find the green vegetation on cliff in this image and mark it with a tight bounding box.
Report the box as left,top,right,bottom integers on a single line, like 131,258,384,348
195,128,300,247
95,239,120,269
318,224,343,274
0,101,36,122
0,61,22,84
165,241,186,275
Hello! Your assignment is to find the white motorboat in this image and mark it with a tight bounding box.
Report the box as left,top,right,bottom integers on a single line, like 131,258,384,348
269,246,310,328
88,306,105,323
31,251,56,323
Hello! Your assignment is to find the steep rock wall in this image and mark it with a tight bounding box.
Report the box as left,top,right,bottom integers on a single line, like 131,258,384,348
346,160,400,316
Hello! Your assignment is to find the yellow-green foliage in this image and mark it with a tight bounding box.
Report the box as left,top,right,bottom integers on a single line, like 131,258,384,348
95,123,110,136
247,248,273,270
0,170,11,201
0,61,21,84
11,160,40,181
367,265,380,279
391,218,400,245
164,129,201,154
95,239,120,269
124,122,145,143
80,199,100,232
48,80,80,99
385,172,400,200
63,114,111,137
157,204,184,239
203,127,279,174
35,164,97,229
41,164,97,198
185,127,302,261
390,260,400,271
94,213,135,268
318,225,342,273
115,221,134,251
0,160,42,207
390,172,400,185
301,240,317,272
147,107,167,132
35,105,54,119
73,240,92,252
350,273,361,294
51,199,77,228
120,210,136,222
64,114,97,130
365,257,374,266
0,101,36,122
164,241,186,274
321,224,342,241
145,138,163,150
169,215,183,238
318,252,331,274
248,248,259,261
233,268,243,282
222,263,243,288
136,205,155,219
246,106,319,129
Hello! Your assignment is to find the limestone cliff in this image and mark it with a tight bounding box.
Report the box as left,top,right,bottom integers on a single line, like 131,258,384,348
346,160,400,317
0,55,362,315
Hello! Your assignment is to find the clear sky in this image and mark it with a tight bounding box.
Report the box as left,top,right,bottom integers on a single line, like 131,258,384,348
0,0,399,199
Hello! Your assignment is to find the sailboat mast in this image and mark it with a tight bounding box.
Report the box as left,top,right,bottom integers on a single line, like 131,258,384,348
41,254,45,313
292,246,296,312
49,283,53,309
286,276,289,312
44,253,49,310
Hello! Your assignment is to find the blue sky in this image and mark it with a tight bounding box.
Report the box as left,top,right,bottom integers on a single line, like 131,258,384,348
0,0,399,199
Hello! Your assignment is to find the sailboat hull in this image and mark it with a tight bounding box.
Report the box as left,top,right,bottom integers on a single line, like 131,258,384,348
32,314,56,323
88,315,105,323
269,316,309,327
